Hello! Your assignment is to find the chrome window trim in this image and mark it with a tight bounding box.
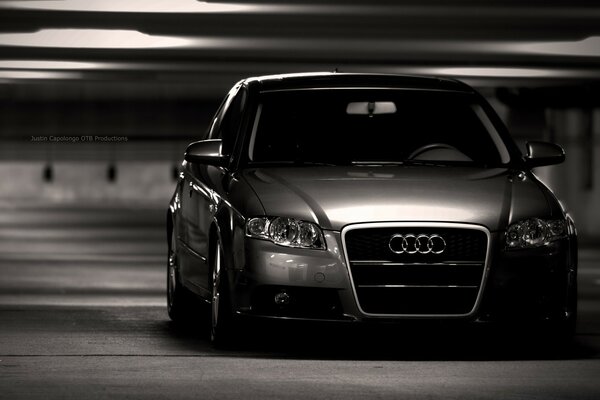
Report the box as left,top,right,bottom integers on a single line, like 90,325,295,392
340,221,491,319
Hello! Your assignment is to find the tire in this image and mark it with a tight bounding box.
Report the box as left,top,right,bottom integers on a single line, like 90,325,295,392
210,238,236,347
553,313,577,347
167,229,193,322
529,313,577,352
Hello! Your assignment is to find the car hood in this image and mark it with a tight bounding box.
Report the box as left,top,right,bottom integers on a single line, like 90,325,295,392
240,166,552,232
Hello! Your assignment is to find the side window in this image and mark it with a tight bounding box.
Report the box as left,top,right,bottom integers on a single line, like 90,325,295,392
210,86,247,155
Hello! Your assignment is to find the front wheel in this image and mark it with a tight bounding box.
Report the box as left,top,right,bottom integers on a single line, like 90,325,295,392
210,239,236,346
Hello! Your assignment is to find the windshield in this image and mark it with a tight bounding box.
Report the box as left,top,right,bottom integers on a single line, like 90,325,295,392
247,89,511,167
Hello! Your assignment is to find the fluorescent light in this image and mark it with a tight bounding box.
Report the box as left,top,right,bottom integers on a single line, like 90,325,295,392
514,36,600,57
0,70,82,79
0,0,255,13
0,60,109,70
426,67,556,78
1,29,599,60
0,29,195,49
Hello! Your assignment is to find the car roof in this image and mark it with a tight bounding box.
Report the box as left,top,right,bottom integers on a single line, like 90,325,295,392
244,72,473,93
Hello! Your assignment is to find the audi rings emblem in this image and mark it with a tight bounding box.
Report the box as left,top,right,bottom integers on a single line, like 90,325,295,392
388,234,446,255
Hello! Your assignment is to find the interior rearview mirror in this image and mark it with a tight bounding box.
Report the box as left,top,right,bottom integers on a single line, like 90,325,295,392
346,101,397,116
525,141,565,167
184,139,228,167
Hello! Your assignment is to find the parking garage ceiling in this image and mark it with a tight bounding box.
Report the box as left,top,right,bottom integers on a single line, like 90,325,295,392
0,0,600,98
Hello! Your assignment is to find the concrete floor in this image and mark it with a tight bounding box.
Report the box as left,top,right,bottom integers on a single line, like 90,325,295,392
1,203,600,399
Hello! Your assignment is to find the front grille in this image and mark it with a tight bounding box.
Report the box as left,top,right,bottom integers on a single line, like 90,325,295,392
345,227,486,263
343,225,488,316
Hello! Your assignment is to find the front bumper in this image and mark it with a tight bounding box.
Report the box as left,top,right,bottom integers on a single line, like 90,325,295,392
229,231,360,321
227,230,576,325
477,239,577,323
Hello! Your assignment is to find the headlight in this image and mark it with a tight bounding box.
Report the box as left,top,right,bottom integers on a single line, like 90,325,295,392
245,216,326,249
505,218,567,249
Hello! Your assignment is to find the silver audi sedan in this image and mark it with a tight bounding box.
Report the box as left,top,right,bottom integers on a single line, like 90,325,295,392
167,73,577,346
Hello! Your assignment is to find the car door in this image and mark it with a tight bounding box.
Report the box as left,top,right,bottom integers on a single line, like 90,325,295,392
181,84,247,294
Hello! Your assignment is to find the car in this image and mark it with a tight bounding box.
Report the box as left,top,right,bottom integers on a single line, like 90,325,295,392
166,72,577,346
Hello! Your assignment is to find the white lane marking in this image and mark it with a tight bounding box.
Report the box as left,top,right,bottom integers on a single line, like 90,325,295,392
0,253,162,262
0,295,164,307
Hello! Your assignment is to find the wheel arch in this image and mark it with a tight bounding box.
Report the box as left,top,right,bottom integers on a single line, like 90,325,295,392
208,221,220,268
208,206,245,302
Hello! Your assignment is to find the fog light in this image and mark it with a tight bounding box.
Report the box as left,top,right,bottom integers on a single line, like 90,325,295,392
274,291,290,306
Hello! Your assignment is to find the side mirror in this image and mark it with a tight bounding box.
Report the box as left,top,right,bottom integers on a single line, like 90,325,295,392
184,139,228,167
525,141,565,168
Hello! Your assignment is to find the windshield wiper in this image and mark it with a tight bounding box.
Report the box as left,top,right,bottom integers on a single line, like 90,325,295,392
402,159,493,168
401,160,451,167
249,160,342,167
351,161,405,166
351,160,478,167
295,161,341,166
